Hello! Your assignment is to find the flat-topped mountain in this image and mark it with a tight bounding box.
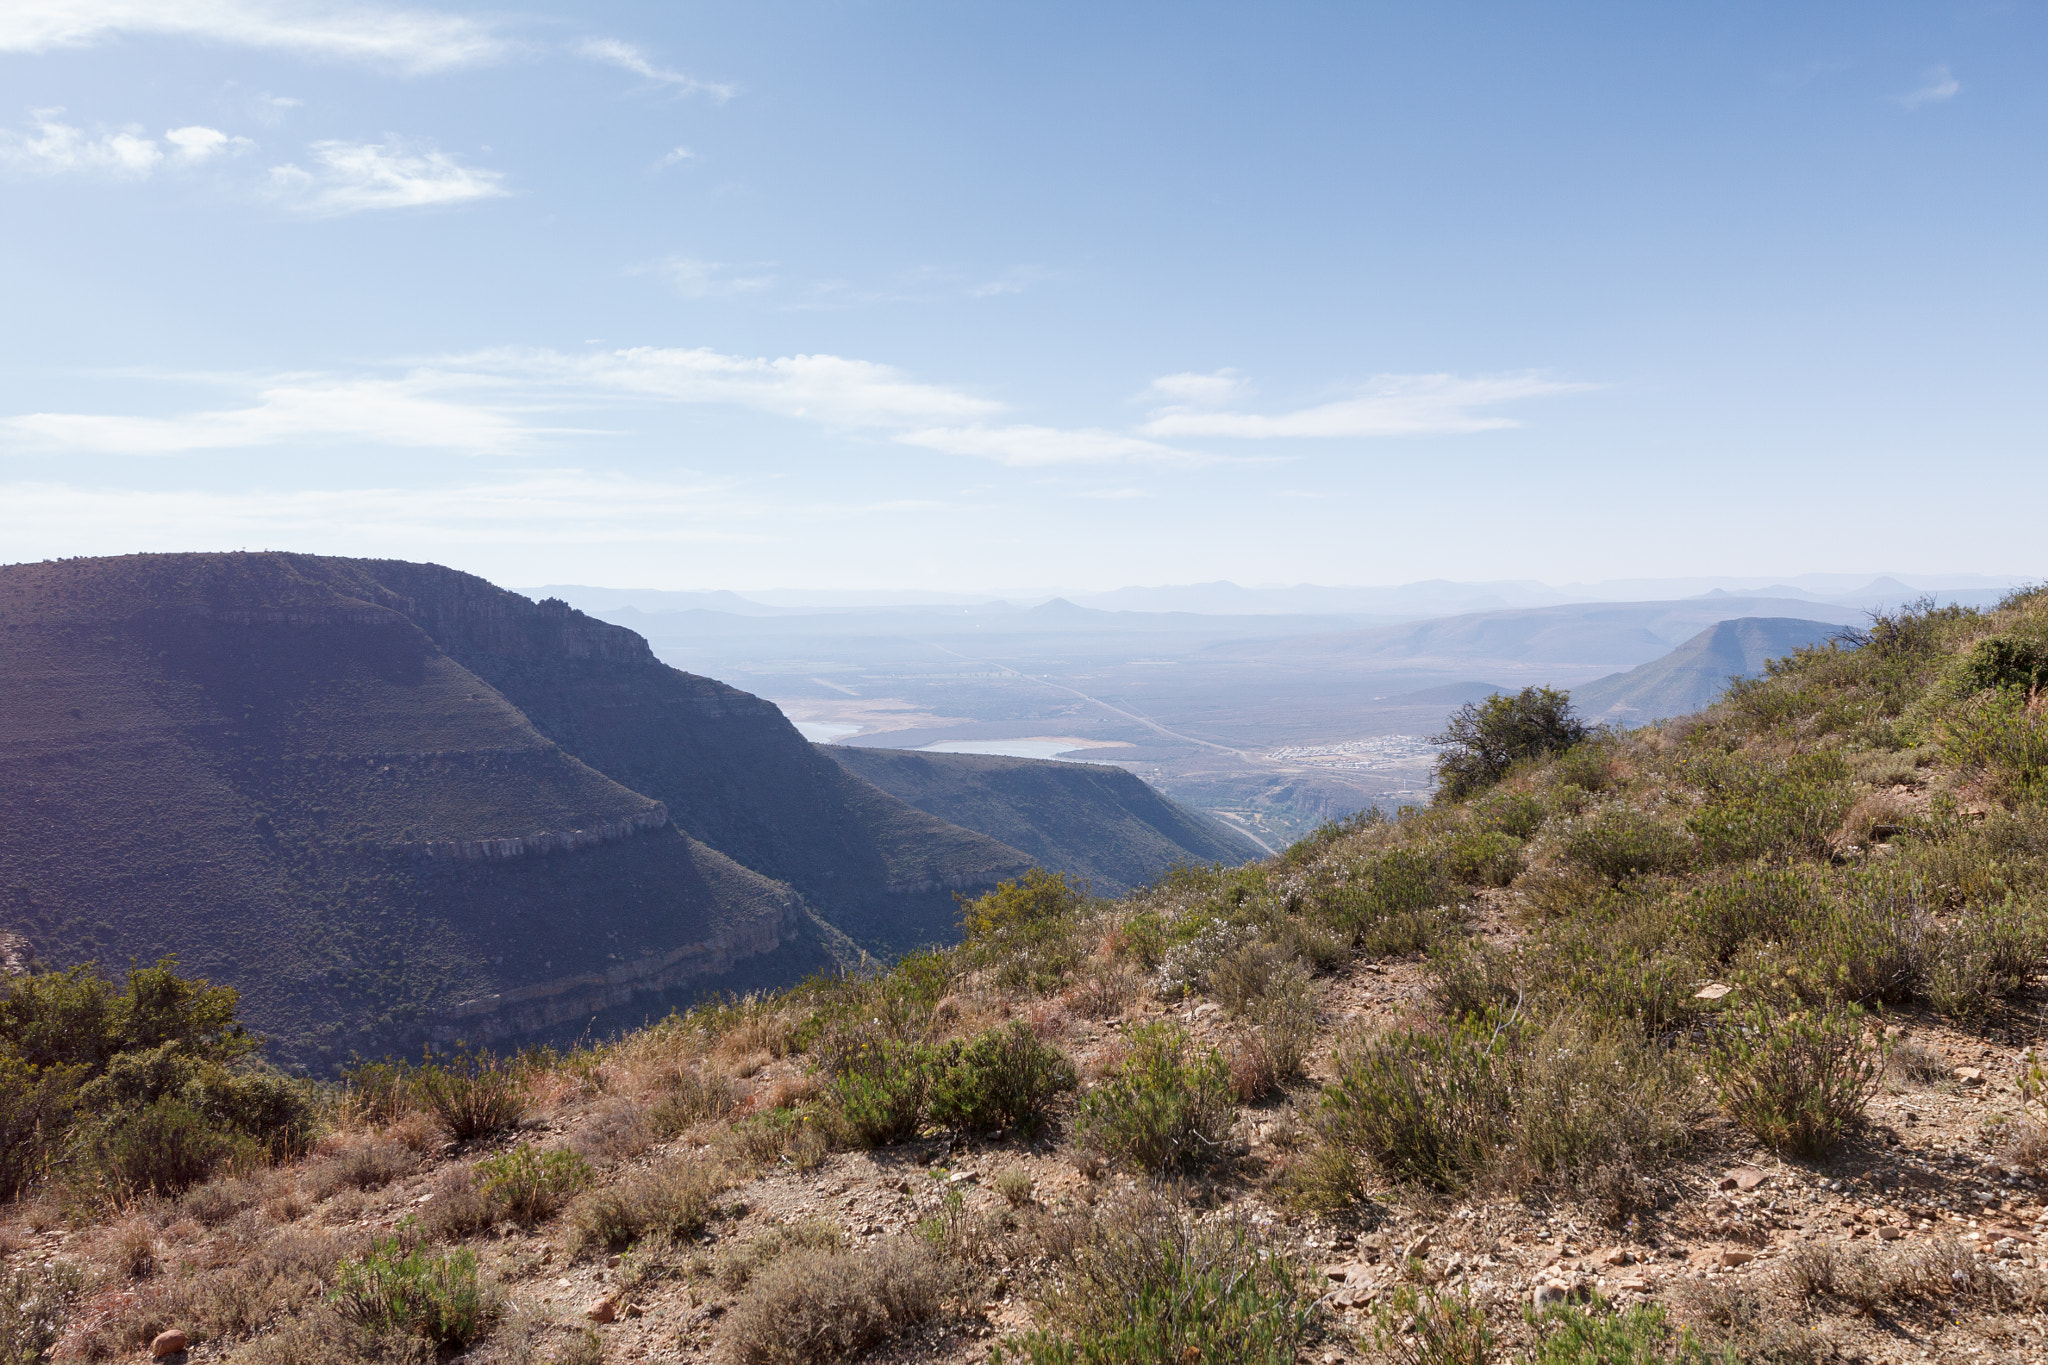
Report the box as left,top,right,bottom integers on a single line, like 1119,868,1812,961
821,746,1265,893
0,554,1034,1067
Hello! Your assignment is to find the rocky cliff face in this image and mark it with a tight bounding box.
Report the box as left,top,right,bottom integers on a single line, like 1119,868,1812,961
0,553,1026,1067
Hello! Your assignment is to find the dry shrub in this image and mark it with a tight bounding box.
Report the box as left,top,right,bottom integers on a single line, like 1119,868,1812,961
1887,1039,1950,1084
419,1165,494,1243
650,1065,741,1138
712,1004,799,1066
1778,1236,2043,1316
1834,790,1920,850
721,1238,948,1365
568,1099,655,1163
101,1214,159,1280
1673,1278,1826,1363
220,1303,430,1364
1707,1002,1884,1157
1067,961,1138,1019
566,1156,731,1254
306,1136,421,1200
2006,1118,2048,1173
182,1177,259,1228
760,1073,821,1113
715,1220,843,1293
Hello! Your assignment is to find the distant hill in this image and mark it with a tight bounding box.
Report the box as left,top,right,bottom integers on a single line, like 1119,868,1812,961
1571,617,1844,722
0,554,1033,1067
822,747,1264,894
1210,596,1868,671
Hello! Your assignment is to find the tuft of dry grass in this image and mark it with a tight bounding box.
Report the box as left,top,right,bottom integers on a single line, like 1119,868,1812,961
566,1155,732,1254
720,1238,949,1365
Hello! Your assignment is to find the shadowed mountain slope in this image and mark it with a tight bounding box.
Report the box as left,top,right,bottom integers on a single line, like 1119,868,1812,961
821,746,1263,894
1570,616,1844,722
0,554,1031,1066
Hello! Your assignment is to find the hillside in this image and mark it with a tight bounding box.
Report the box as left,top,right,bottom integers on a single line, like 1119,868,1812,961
9,590,2045,1365
0,553,1032,1067
1570,615,1844,722
820,745,1265,893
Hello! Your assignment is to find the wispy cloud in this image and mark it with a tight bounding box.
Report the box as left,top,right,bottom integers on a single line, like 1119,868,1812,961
1140,371,1590,439
1899,64,1960,109
1140,369,1248,407
895,425,1198,467
2,375,536,455
0,0,510,73
655,146,696,169
0,109,254,177
644,257,776,299
267,139,505,215
575,37,737,100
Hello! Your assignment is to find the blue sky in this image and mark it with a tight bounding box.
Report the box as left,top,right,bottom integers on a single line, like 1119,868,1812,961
1,2,2041,592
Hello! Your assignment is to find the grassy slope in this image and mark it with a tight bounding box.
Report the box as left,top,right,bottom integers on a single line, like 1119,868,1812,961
822,745,1263,893
16,589,2048,1365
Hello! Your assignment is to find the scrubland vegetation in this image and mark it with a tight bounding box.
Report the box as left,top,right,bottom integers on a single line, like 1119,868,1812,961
6,592,2048,1362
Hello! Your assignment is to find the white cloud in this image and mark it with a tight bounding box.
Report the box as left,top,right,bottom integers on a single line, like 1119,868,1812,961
2,376,532,455
268,139,505,215
648,257,775,299
0,0,508,73
1900,64,1960,109
1140,371,1590,438
576,37,737,100
460,346,1001,429
1141,369,1247,407
0,109,162,176
655,146,696,169
895,424,1198,467
166,125,255,162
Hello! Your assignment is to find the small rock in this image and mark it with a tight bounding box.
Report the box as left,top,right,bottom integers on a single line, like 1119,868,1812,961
1718,1251,1754,1268
586,1294,618,1324
1614,1276,1650,1292
1693,982,1733,1001
606,1254,623,1269
1531,1282,1569,1311
895,1177,914,1194
1877,1226,1906,1241
1193,1002,1222,1018
1401,1233,1433,1261
1601,1247,1634,1266
1729,1167,1766,1191
625,1303,643,1319
1956,1067,1985,1085
150,1329,188,1359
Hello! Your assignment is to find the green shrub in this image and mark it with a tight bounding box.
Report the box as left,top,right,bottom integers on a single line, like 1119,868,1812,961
1957,634,2048,695
960,869,1085,991
329,1237,491,1347
1708,1002,1884,1156
1432,687,1591,800
79,1095,254,1197
926,1023,1076,1136
1367,1285,1492,1365
650,1067,740,1138
1526,1301,1717,1365
1472,788,1548,840
823,1038,936,1147
998,1199,1315,1365
1075,1024,1234,1172
1943,686,2048,799
1925,895,2048,1021
1443,828,1524,886
1314,847,1456,956
1321,1014,1510,1191
413,1049,524,1142
1559,805,1696,883
1675,867,1831,964
474,1145,593,1225
0,1057,78,1201
1681,750,1851,864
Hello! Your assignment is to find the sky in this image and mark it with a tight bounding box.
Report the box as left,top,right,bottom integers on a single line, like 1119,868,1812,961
1,1,2043,592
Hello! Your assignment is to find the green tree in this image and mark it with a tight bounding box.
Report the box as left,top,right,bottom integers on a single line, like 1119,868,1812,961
1430,686,1590,800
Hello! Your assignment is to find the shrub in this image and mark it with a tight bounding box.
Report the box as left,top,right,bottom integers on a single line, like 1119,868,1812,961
1074,1024,1234,1173
329,1237,491,1348
413,1050,524,1142
474,1145,593,1225
649,1067,739,1138
996,1170,1035,1207
1322,1014,1510,1191
1525,1301,1716,1365
1958,633,2048,695
1432,687,1590,800
1315,848,1456,956
1230,963,1318,1095
1681,750,1851,864
0,1263,82,1365
1366,1285,1491,1365
721,1239,948,1365
1708,1002,1885,1156
0,1056,78,1201
1558,805,1695,884
1442,829,1523,887
80,1095,252,1197
999,1198,1315,1365
1472,788,1547,840
823,1039,936,1147
567,1157,730,1253
927,1023,1076,1136
1925,895,2048,1021
1943,686,2048,799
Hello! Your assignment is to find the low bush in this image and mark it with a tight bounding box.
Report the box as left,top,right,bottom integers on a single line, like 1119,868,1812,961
1365,1285,1491,1365
1707,1002,1884,1156
567,1156,730,1253
999,1198,1315,1365
1681,749,1852,864
1315,848,1457,956
328,1237,492,1348
1322,1014,1510,1191
412,1050,524,1142
1074,1024,1234,1172
649,1067,740,1138
926,1023,1076,1136
1558,805,1696,884
1924,895,2048,1021
0,1262,82,1365
474,1146,593,1226
721,1238,948,1365
715,1221,843,1293
1442,828,1524,887
1525,1300,1716,1365
1943,686,2048,799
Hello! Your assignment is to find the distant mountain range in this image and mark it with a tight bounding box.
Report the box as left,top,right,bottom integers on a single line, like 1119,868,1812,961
823,747,1264,892
1571,617,1845,722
